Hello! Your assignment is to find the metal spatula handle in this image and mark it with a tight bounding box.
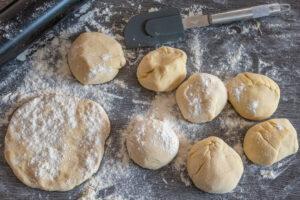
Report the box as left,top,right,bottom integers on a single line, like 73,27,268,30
209,3,290,24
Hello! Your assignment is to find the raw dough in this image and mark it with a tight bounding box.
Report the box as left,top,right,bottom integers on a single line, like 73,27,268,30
227,72,280,120
244,118,298,166
126,116,179,169
176,73,227,123
68,32,126,85
187,136,244,193
4,94,110,191
137,46,187,92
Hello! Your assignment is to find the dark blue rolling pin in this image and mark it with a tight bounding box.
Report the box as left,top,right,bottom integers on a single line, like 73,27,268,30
0,0,89,67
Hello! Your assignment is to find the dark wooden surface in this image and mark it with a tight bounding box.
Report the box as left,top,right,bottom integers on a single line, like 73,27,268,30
0,0,14,11
0,0,299,199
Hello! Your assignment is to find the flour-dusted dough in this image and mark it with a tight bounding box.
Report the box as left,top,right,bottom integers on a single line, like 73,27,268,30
68,32,126,85
244,118,298,166
187,136,244,194
227,72,280,120
137,46,187,92
4,94,110,191
176,73,227,123
126,116,179,169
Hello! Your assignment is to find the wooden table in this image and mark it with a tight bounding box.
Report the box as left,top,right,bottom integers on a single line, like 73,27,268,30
0,0,299,199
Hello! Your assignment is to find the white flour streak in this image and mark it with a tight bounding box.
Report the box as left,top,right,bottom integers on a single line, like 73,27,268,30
276,123,283,131
233,86,244,102
229,44,243,68
187,33,203,70
248,99,259,114
16,49,30,61
148,7,159,12
0,1,298,199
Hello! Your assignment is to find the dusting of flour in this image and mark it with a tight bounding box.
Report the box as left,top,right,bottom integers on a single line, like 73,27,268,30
0,0,298,199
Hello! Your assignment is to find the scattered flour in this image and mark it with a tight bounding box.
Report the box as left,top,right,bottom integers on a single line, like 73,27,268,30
148,7,159,12
248,99,259,114
187,33,203,70
5,94,109,189
127,115,179,155
183,74,218,119
0,0,298,199
16,49,30,61
88,64,112,79
232,86,244,102
276,123,283,131
79,1,92,14
229,44,244,68
182,4,203,18
260,170,277,179
113,80,128,89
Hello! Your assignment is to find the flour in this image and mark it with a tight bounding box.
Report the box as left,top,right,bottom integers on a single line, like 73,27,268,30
113,79,128,89
276,123,283,131
148,7,159,12
5,94,109,190
87,53,113,78
0,2,135,197
16,49,30,61
0,0,298,199
248,99,259,114
184,84,202,118
88,64,112,79
131,99,151,105
79,2,92,14
183,74,218,119
128,115,179,155
187,32,203,70
60,7,112,39
229,44,244,68
116,93,200,189
232,86,244,102
182,4,204,18
101,54,111,62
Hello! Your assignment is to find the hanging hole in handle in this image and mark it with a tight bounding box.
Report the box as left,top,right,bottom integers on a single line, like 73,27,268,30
280,4,291,12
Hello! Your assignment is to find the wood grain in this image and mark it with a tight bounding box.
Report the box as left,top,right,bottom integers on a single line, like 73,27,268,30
0,0,14,11
0,0,299,199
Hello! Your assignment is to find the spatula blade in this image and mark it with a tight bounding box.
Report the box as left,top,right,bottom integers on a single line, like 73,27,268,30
124,8,185,48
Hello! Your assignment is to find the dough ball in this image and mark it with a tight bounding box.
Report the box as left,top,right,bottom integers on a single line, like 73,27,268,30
5,94,110,191
187,136,244,193
126,116,179,169
137,46,187,92
176,73,227,123
68,32,126,85
227,72,280,120
244,118,298,166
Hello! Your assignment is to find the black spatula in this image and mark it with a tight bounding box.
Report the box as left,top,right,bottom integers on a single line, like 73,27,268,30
124,3,290,48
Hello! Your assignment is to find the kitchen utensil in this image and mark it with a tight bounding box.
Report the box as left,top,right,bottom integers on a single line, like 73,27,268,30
124,3,291,48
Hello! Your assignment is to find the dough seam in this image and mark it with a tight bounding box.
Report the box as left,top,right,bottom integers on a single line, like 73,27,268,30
256,130,277,151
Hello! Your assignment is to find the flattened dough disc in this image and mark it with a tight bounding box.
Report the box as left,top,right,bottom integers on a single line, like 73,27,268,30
5,94,110,191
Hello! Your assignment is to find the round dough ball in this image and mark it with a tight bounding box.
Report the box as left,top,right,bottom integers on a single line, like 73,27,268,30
187,136,244,194
137,46,187,92
244,118,298,166
176,73,227,123
68,32,126,85
5,94,110,191
126,116,179,169
227,72,280,120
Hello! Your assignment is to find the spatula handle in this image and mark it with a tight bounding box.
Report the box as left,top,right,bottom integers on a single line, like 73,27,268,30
209,3,290,24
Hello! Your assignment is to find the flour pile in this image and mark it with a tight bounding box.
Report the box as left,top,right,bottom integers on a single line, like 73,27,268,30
0,0,298,199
